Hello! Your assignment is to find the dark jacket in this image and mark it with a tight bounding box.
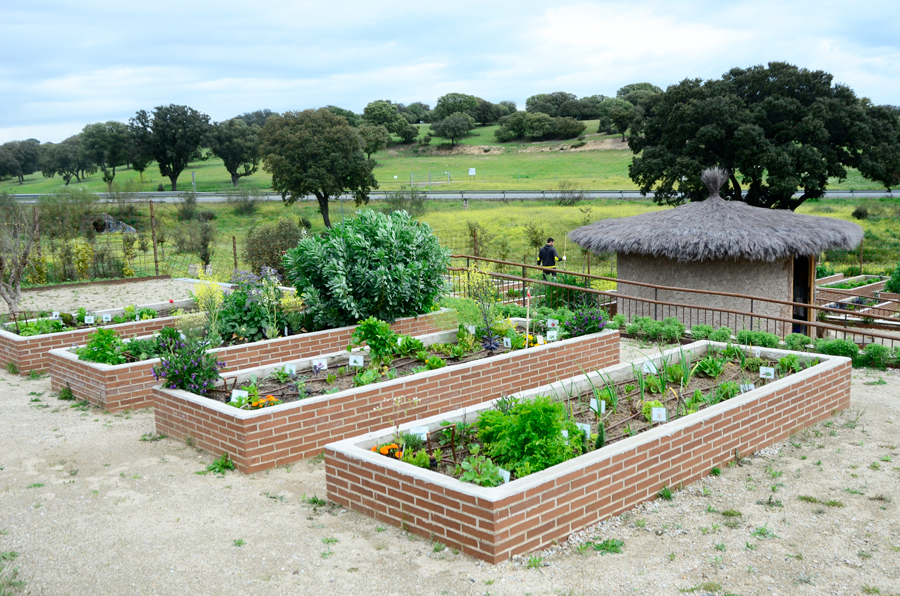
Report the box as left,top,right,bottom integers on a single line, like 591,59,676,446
538,244,559,267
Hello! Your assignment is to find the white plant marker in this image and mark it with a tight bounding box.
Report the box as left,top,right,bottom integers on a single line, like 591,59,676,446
759,367,775,379
409,426,429,442
536,335,545,345
502,337,511,349
547,318,559,329
576,422,591,440
348,354,364,368
231,389,249,401
284,364,297,375
312,358,328,371
642,361,658,374
753,347,762,358
547,330,558,342
561,429,569,444
51,311,59,320
524,289,531,349
466,325,476,335
651,407,667,423
740,383,755,393
397,336,403,347
84,315,95,324
102,314,112,323
590,398,606,415
498,468,511,484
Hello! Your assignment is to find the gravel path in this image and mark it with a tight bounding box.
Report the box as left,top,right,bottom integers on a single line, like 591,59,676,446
2,279,196,315
1,342,899,595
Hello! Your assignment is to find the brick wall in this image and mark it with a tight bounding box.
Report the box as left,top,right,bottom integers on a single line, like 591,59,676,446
0,317,177,373
153,330,620,473
817,277,887,303
324,353,850,564
50,309,456,412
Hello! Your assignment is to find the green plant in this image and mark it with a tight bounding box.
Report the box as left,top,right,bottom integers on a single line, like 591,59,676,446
242,217,303,278
657,485,674,501
284,210,449,330
477,395,582,477
708,327,733,343
735,330,780,348
696,354,727,378
353,369,381,387
75,328,126,365
815,338,859,359
458,446,503,487
856,343,890,369
691,324,714,339
347,317,398,368
743,357,765,372
151,335,224,395
885,262,900,293
425,356,446,370
642,400,664,423
715,381,740,401
233,539,246,547
139,432,167,442
783,333,812,351
526,555,543,569
589,538,624,555
5,362,19,375
401,449,431,469
751,524,778,539
710,467,721,476
198,453,236,476
777,354,804,374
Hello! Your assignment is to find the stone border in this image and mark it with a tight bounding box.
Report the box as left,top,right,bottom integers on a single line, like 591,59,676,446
324,342,851,564
49,309,455,412
0,298,194,373
152,329,621,473
817,275,887,302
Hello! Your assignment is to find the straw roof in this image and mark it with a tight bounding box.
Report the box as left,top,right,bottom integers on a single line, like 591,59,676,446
569,168,864,262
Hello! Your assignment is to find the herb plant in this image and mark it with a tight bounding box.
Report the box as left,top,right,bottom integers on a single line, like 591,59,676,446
75,328,126,365
151,336,224,395
458,446,504,487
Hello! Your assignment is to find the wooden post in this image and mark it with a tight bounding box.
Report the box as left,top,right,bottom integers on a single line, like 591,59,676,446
149,200,159,276
232,236,238,271
859,238,864,275
472,227,478,257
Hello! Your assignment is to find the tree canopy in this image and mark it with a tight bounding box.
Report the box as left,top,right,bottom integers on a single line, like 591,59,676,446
129,104,210,191
430,112,475,146
208,118,260,187
82,121,131,189
259,108,377,228
433,93,477,121
0,140,41,184
357,123,391,158
41,135,95,185
629,62,899,210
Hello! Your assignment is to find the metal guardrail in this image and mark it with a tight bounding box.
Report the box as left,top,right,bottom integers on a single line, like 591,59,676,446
10,189,898,203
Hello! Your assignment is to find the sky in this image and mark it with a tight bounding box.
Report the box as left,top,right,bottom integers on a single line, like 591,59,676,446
2,0,899,144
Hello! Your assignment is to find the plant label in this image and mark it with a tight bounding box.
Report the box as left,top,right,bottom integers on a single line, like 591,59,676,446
397,337,403,347
547,318,559,329
101,314,112,322
561,429,569,444
590,398,606,415
740,383,756,393
642,361,658,374
409,426,429,442
502,337,511,349
547,330,558,342
466,325,476,335
284,364,297,375
348,354,364,368
498,468,511,484
231,389,249,401
312,358,328,371
179,332,187,340
753,347,761,358
651,407,667,423
84,315,95,324
51,311,60,320
536,335,545,345
759,367,775,379
576,422,591,439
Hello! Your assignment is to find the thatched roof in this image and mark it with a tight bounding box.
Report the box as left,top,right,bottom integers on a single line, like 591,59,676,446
569,168,864,262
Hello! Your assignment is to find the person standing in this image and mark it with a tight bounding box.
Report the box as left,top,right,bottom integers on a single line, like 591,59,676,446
537,238,564,280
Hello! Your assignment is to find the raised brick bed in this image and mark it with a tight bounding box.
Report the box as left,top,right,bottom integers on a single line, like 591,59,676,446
49,309,456,412
817,275,887,302
153,329,620,473
324,342,851,564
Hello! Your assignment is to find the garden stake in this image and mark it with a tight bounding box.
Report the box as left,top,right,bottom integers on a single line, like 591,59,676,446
524,289,531,349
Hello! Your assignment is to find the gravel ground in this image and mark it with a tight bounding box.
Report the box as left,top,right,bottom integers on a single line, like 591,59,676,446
2,279,196,315
1,341,899,595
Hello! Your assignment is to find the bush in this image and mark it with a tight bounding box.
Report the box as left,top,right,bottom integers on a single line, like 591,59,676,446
383,186,428,218
176,191,198,220
243,218,304,279
709,327,734,342
283,210,449,330
561,305,607,338
226,187,259,216
851,205,868,220
75,328,126,365
197,210,216,222
157,183,165,192
815,338,859,359
783,333,812,351
885,263,900,293
735,330,780,348
856,343,890,369
151,335,224,395
691,324,714,339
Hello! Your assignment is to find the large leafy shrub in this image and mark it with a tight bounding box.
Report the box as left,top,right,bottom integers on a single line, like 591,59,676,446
885,263,900,293
284,210,449,330
217,269,281,343
242,218,304,278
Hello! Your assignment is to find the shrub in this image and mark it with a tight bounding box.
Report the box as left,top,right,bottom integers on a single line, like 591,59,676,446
851,205,868,220
709,327,733,342
691,324,714,339
284,210,449,330
856,343,890,369
561,306,607,338
735,330,780,348
218,269,283,343
197,210,216,222
885,263,900,293
156,183,165,192
243,218,303,279
783,333,812,352
383,186,427,218
226,187,259,216
177,191,198,221
151,335,224,395
75,328,126,365
815,338,859,359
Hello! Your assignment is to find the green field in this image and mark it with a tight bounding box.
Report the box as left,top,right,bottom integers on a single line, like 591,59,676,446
1,120,890,194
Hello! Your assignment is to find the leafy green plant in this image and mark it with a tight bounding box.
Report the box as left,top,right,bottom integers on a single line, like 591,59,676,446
885,262,900,293
691,324,714,339
708,327,733,342
151,335,224,395
658,485,674,501
425,356,446,370
715,381,740,401
401,449,431,469
198,453,236,476
743,357,765,372
642,400,664,423
815,338,859,359
75,328,126,365
458,446,503,487
284,210,449,330
589,538,624,555
17,317,66,336
735,330,780,348
353,369,381,387
856,343,890,369
783,333,812,351
696,353,727,378
347,317,398,368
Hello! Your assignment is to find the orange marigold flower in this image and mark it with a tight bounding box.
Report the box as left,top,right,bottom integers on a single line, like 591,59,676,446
251,401,258,407
379,446,390,455
266,395,274,400
396,451,403,459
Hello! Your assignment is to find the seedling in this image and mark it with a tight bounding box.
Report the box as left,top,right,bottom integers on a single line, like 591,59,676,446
139,433,167,442
526,556,543,568
589,538,624,555
751,524,778,539
658,485,674,501
233,539,245,547
710,467,721,476
196,453,235,476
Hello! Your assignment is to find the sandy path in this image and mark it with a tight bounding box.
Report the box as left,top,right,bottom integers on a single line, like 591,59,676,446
1,279,197,315
0,342,898,595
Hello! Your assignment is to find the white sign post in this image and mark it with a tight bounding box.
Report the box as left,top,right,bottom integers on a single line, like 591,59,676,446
468,168,476,177
651,407,668,424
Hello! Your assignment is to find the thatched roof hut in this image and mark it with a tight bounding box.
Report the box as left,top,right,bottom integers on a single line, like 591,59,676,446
569,168,864,333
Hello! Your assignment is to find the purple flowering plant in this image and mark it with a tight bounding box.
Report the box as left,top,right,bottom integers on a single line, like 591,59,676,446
561,306,607,338
151,335,225,396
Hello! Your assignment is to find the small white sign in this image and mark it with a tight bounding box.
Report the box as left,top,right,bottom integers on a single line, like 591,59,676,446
651,407,667,423
740,383,756,393
396,336,403,347
536,335,545,345
561,429,569,444
84,315,95,324
466,325,476,335
231,389,249,401
348,354,365,368
102,314,112,322
409,426,429,442
753,347,761,358
312,358,328,371
590,398,606,415
759,367,775,379
498,468,511,484
547,330,558,342
642,361,658,374
468,168,476,176
284,364,297,375
502,337,511,349
576,422,591,439
51,311,60,320
547,319,559,329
